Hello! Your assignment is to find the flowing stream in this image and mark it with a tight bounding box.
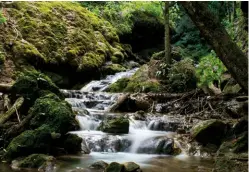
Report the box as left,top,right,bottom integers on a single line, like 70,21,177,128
58,68,213,172
0,68,213,172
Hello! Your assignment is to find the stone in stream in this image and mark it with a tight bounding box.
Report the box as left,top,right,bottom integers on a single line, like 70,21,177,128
63,134,83,154
191,119,227,146
89,160,108,170
11,154,55,170
137,137,176,155
105,162,124,172
98,116,129,134
123,162,140,172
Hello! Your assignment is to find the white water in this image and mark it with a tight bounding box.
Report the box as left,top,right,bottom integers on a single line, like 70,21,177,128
64,68,195,170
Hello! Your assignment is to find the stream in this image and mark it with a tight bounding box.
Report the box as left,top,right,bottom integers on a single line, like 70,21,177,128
0,68,214,172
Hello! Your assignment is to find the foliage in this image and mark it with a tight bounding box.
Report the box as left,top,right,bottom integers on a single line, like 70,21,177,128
196,51,227,88
81,2,163,36
0,10,6,24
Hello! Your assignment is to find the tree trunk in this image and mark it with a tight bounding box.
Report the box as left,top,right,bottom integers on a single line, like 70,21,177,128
164,2,171,64
180,2,248,93
233,1,237,20
227,2,232,22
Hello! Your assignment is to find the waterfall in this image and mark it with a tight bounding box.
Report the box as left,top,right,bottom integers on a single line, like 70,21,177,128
65,68,181,155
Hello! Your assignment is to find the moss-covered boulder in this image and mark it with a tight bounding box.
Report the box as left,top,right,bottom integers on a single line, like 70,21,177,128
89,160,108,170
105,162,124,172
107,64,161,93
191,119,227,146
4,125,52,161
123,162,140,172
105,78,130,92
17,154,55,169
101,63,126,76
12,70,63,103
99,117,129,134
168,59,197,93
63,134,82,154
29,93,79,134
1,2,128,87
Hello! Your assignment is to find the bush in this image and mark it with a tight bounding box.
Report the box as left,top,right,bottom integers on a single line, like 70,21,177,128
196,51,227,88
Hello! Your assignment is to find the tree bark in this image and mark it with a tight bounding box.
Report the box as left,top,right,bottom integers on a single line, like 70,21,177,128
164,2,171,64
180,2,248,93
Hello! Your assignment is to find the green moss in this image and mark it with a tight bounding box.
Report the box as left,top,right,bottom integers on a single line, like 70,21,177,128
2,2,125,76
63,134,82,154
18,154,55,168
101,64,126,76
12,40,47,65
4,125,52,162
168,59,197,93
29,93,79,134
12,70,63,103
106,78,130,93
106,64,161,93
99,117,129,134
105,162,124,172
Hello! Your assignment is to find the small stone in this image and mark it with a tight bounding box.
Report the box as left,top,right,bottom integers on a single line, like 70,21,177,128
123,162,140,172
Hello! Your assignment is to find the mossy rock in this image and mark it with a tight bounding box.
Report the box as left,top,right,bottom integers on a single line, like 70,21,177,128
1,2,129,85
12,70,63,103
123,162,140,172
63,134,82,154
191,119,227,146
18,154,55,168
99,117,129,134
168,59,197,93
29,93,79,134
105,162,124,172
106,78,130,93
101,63,126,76
106,64,161,93
89,160,108,170
4,125,52,162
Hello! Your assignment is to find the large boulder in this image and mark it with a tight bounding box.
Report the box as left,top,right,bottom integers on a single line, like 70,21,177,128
99,116,129,134
4,125,52,162
105,162,124,172
15,154,55,169
29,93,79,134
89,161,108,170
191,119,227,146
63,134,82,154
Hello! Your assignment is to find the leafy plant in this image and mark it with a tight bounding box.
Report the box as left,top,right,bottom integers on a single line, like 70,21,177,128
0,10,6,24
196,51,227,88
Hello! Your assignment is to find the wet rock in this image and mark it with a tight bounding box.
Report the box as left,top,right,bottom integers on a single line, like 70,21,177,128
63,134,82,154
13,154,55,170
148,120,180,132
89,160,108,170
133,111,146,120
225,101,248,119
191,119,227,146
99,116,129,134
105,162,124,172
233,117,248,136
123,162,140,172
137,137,175,155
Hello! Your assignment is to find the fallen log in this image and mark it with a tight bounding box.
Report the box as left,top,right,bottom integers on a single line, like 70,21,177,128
108,93,130,112
0,97,24,124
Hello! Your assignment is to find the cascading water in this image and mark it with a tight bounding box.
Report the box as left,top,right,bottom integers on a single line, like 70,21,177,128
59,68,213,172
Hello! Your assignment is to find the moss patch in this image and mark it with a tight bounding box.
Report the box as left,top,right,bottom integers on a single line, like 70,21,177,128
18,154,55,168
29,93,79,134
106,64,161,93
1,2,126,85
